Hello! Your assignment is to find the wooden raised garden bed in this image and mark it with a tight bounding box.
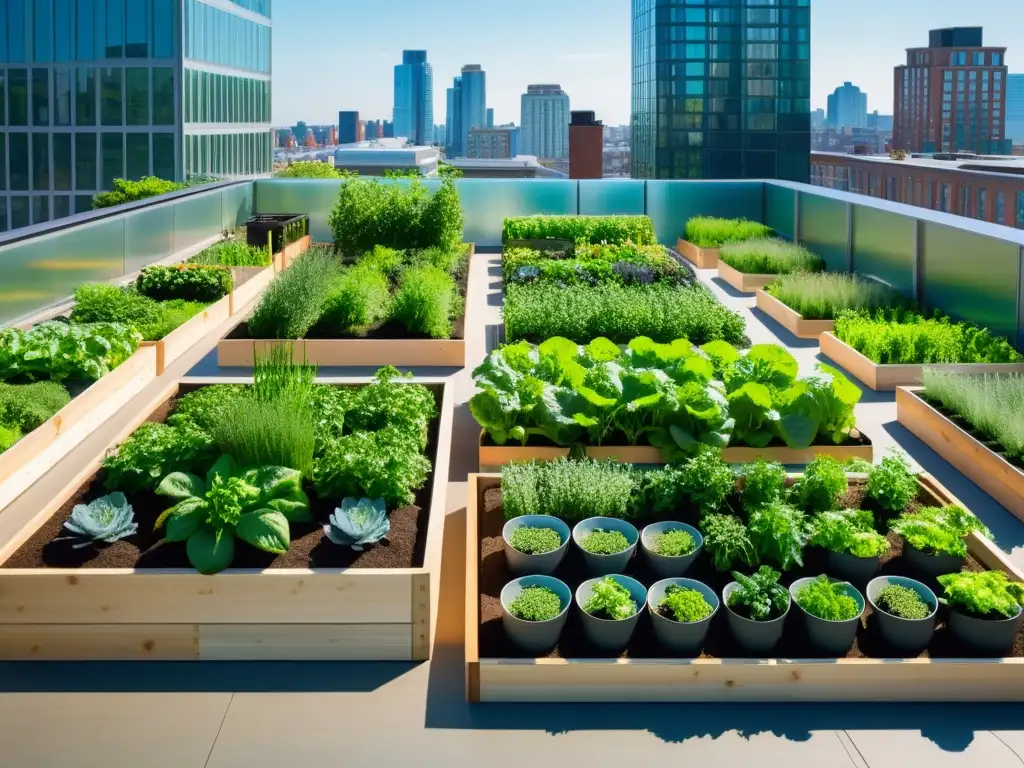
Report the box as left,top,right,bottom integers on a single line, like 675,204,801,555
466,472,1024,703
755,290,833,340
821,333,1024,391
717,261,776,294
0,375,453,661
217,243,477,369
896,386,1024,524
675,238,718,269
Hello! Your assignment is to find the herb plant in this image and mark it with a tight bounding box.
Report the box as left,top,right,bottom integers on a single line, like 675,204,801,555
741,459,787,514
794,456,848,513
500,459,635,522
876,584,932,620
659,585,714,623
866,451,918,514
809,509,889,558
508,526,563,555
189,239,272,268
136,265,232,303
937,570,1024,619
0,322,141,382
765,273,909,320
726,566,789,621
324,497,390,550
167,385,248,433
61,493,138,548
390,264,461,339
247,247,342,339
889,505,991,559
579,529,630,555
719,238,825,275
313,264,391,335
0,381,71,435
701,513,756,571
503,215,657,246
653,529,696,557
582,577,638,620
795,575,861,621
684,217,773,248
70,284,206,341
922,371,1024,463
102,422,217,493
748,501,809,571
508,586,563,622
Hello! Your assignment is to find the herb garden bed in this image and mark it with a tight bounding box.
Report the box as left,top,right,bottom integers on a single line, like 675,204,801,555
466,471,1024,702
717,260,776,294
675,239,720,269
0,375,453,661
755,290,834,339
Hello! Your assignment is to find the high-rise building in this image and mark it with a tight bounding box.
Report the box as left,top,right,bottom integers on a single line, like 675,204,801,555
486,108,494,129
1008,74,1024,147
811,109,827,130
569,111,603,179
457,65,487,157
631,0,811,182
446,78,463,156
338,112,360,145
468,127,520,159
893,28,1010,155
827,82,868,130
0,0,272,232
393,50,434,146
382,120,395,139
520,85,570,159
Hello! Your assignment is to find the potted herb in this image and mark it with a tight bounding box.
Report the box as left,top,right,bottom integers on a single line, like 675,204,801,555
791,575,865,655
575,575,647,651
722,566,791,652
889,505,991,579
572,518,639,576
502,515,570,576
866,576,938,652
647,578,719,653
937,570,1024,653
640,521,703,578
809,509,889,585
500,575,572,653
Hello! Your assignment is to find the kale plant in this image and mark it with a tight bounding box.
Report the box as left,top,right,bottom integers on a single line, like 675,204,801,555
324,497,390,551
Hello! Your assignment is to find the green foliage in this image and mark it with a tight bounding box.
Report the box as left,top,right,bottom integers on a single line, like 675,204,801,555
748,501,809,571
889,505,991,558
0,321,141,382
324,497,390,550
93,176,187,209
0,380,71,434
247,247,342,340
276,160,342,178
678,449,735,515
809,509,889,558
684,217,773,248
795,575,861,621
508,526,563,555
876,584,932,619
70,283,206,341
500,459,636,522
167,385,248,433
102,422,217,494
251,343,316,404
937,570,1024,619
659,585,714,622
834,309,1022,365
740,459,787,514
189,239,272,268
922,371,1024,462
653,529,696,557
503,243,689,287
154,455,311,574
866,451,919,514
314,426,431,508
136,265,232,303
794,456,848,513
582,576,638,620
579,529,631,555
726,565,789,621
358,245,406,278
390,264,461,339
0,425,21,451
701,513,756,571
765,273,910,320
503,216,657,246
508,586,563,621
62,492,138,548
408,244,470,276
718,238,825,275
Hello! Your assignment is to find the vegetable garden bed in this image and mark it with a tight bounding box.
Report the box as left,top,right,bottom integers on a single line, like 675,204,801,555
717,261,777,294
755,290,834,339
0,374,453,661
466,471,1024,702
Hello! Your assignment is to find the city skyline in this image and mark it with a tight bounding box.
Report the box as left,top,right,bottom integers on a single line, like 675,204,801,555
273,0,1018,128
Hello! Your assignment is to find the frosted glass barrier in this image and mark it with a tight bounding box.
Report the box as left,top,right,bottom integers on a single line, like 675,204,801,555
125,206,175,274
222,184,254,230
921,221,1019,341
579,180,645,216
852,206,915,295
798,193,847,272
765,185,796,239
253,179,343,242
647,181,763,246
173,191,224,252
457,179,577,247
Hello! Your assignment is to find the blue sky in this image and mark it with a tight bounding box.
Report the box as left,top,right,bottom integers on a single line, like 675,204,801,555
271,0,1020,127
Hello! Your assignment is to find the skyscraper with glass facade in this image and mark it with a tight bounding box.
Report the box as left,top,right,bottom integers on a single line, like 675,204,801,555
393,50,433,146
520,84,569,159
630,0,811,182
0,0,273,233
457,64,486,158
1002,73,1023,147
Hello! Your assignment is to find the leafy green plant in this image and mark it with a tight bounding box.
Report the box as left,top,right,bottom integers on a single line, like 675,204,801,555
937,570,1024,619
247,247,342,340
508,526,563,555
876,584,932,619
579,529,630,555
794,456,848,513
652,529,696,557
889,505,991,559
102,422,218,493
313,264,391,335
189,239,271,267
582,577,638,620
500,459,636,522
795,575,861,621
508,586,563,621
70,284,205,341
137,265,232,303
167,385,248,433
748,501,809,571
212,396,315,479
92,176,187,208
740,459,787,514
504,243,688,287
922,371,1024,463
276,160,341,178
503,216,656,246
676,449,735,516
251,343,316,405
0,322,141,383
726,565,789,621
719,238,825,275
701,513,756,571
809,509,889,558
765,273,909,320
0,381,71,434
342,365,436,442
0,425,20,451
61,493,138,548
324,497,390,550
684,217,773,248
659,585,714,622
866,451,919,514
390,264,461,339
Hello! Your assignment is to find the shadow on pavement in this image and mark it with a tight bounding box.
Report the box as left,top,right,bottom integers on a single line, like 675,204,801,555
814,352,897,405
751,308,822,350
711,276,752,300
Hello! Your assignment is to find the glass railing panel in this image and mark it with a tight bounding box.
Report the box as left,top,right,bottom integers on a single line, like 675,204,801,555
125,206,175,275
851,205,915,295
578,180,645,217
798,192,848,272
765,185,796,240
647,180,763,246
455,179,577,248
173,191,226,252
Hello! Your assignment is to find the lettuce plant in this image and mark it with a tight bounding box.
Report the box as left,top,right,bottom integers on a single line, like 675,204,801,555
62,493,138,548
809,509,889,558
0,321,141,382
508,586,563,621
726,566,789,621
795,575,860,621
659,585,714,623
582,577,638,620
701,513,756,571
889,505,991,559
324,497,390,551
748,501,809,571
937,570,1024,619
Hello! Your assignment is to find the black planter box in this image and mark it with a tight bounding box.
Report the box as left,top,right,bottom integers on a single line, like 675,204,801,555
246,214,309,253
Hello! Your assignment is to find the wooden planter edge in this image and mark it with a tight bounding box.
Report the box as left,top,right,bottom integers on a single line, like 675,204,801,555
755,290,834,340
716,260,776,294
675,238,719,269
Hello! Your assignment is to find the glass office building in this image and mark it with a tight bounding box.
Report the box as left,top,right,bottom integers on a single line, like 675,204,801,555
631,0,811,182
0,0,273,233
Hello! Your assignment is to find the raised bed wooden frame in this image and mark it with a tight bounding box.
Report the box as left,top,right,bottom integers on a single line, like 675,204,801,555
717,260,776,294
675,238,719,269
0,374,453,661
755,290,834,340
896,386,1024,524
465,472,1024,702
217,244,477,368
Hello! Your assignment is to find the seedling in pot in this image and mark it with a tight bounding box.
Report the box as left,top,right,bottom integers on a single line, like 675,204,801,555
866,450,919,516
508,586,563,622
795,575,861,621
876,584,931,620
580,529,631,555
509,526,563,555
659,585,714,623
653,529,696,557
583,576,638,621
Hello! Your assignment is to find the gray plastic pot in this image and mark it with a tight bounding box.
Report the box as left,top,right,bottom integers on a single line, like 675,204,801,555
902,542,965,580
500,575,572,654
826,549,881,586
947,603,1023,654
647,577,718,654
575,574,647,652
572,518,639,576
790,577,865,655
502,515,571,576
866,575,938,652
640,522,703,578
722,581,791,653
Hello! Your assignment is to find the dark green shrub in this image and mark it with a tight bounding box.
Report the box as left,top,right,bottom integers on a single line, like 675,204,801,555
390,264,461,339
247,247,341,339
137,265,232,302
92,176,187,209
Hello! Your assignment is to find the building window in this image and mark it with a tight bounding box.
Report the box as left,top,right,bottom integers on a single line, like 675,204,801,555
941,184,951,213
978,188,987,220
994,53,1002,66
996,191,1006,225
1017,192,1024,229
959,186,970,217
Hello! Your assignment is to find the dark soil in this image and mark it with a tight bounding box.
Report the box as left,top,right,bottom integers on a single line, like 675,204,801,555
1,385,440,572
477,485,1024,661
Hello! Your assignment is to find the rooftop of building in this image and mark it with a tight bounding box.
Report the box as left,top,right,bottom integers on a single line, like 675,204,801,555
445,155,568,177
812,150,1024,175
